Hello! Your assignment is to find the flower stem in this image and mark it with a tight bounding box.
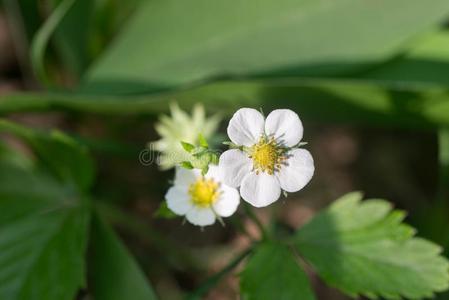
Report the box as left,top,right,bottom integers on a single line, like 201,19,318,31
422,129,449,249
244,203,269,241
435,128,449,248
229,216,255,242
185,248,252,300
437,128,449,202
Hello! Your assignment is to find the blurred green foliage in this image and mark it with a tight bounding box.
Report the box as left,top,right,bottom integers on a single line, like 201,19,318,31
1,0,449,299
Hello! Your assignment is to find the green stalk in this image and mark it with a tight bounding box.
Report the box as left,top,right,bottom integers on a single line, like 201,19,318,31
423,128,449,248
436,129,449,249
31,0,76,86
243,203,269,241
437,129,449,202
185,248,252,300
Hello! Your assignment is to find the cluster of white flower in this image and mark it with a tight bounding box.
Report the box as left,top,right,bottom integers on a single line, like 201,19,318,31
163,107,314,226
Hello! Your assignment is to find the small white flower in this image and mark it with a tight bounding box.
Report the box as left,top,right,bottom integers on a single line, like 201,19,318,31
165,165,240,226
219,108,314,207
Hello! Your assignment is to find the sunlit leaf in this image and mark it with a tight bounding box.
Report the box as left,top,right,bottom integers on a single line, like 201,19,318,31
360,30,449,86
83,0,449,93
295,192,449,299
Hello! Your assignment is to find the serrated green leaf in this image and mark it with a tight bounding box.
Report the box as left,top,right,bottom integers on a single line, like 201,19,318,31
240,242,316,300
0,119,95,191
83,0,449,94
295,192,449,299
89,214,158,300
0,161,90,300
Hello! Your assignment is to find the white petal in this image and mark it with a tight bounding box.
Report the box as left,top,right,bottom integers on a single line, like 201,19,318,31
213,185,240,217
219,149,252,188
186,207,216,226
276,149,314,193
227,108,264,147
240,172,281,207
204,165,221,181
265,109,303,147
174,167,200,187
165,186,192,215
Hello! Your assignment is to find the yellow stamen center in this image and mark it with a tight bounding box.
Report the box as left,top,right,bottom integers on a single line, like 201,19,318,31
188,178,219,207
249,137,286,175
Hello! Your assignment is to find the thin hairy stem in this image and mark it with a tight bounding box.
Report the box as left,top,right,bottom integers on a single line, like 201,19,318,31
243,203,269,241
185,248,252,300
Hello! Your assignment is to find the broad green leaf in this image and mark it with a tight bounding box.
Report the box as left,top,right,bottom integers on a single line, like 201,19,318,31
0,161,90,300
295,192,449,299
83,0,449,93
89,214,158,300
2,78,449,129
240,242,316,300
0,119,95,191
360,30,449,87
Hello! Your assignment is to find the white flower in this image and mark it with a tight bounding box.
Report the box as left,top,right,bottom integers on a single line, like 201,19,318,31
165,165,240,226
150,103,221,170
219,108,314,207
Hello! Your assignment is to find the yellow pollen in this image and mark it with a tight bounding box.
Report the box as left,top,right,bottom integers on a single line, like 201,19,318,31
249,137,285,175
188,178,219,207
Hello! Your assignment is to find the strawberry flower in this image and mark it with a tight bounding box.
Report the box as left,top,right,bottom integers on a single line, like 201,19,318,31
219,108,314,207
166,166,240,226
